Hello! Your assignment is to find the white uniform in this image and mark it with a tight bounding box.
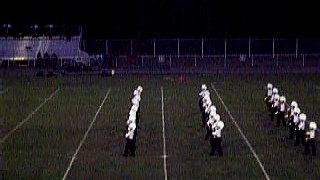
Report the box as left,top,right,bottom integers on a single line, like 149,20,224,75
133,90,139,97
129,109,136,117
137,86,143,94
125,123,136,139
126,115,136,125
203,98,212,110
212,121,224,138
280,103,285,112
273,100,279,108
298,120,305,131
124,122,137,157
267,89,272,96
207,116,215,128
290,107,295,116
132,95,141,103
205,104,211,115
295,113,306,146
131,104,139,112
309,130,316,139
305,121,317,156
293,114,299,125
199,90,205,97
210,120,224,156
125,129,135,139
208,106,216,115
199,90,209,98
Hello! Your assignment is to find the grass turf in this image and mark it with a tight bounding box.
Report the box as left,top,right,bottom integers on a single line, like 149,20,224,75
1,73,319,179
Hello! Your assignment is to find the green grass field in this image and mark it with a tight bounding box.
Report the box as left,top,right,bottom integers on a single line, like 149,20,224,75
1,73,320,179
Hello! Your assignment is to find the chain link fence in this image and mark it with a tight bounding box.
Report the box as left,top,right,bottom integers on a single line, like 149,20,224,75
1,38,320,72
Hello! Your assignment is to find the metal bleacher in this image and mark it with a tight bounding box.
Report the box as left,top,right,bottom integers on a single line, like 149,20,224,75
0,36,89,64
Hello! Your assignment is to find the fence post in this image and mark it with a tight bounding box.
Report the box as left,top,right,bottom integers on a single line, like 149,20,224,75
302,54,305,67
194,55,197,67
8,41,11,69
116,57,118,69
142,56,144,68
106,39,108,55
224,38,227,67
251,55,254,67
248,38,251,58
296,38,298,59
6,40,9,69
201,38,204,58
130,39,133,55
169,55,172,68
153,39,156,58
177,39,180,58
272,38,275,59
276,54,279,67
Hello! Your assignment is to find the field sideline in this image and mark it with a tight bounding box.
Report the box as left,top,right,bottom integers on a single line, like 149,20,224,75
1,73,319,179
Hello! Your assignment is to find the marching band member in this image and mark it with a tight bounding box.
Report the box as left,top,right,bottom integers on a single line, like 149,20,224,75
277,96,287,127
265,83,273,108
288,101,298,138
210,114,224,156
295,113,306,146
305,121,317,156
124,120,137,157
270,94,280,122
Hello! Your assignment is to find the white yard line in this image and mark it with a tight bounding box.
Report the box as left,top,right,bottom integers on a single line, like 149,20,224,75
62,88,111,180
161,87,168,180
211,83,270,180
1,88,60,143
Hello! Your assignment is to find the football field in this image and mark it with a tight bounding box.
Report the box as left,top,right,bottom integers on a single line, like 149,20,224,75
1,73,319,179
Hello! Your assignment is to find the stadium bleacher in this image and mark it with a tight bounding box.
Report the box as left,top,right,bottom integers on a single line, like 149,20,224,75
0,36,89,64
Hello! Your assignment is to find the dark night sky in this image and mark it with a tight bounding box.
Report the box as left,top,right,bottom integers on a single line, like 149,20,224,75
0,0,319,38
